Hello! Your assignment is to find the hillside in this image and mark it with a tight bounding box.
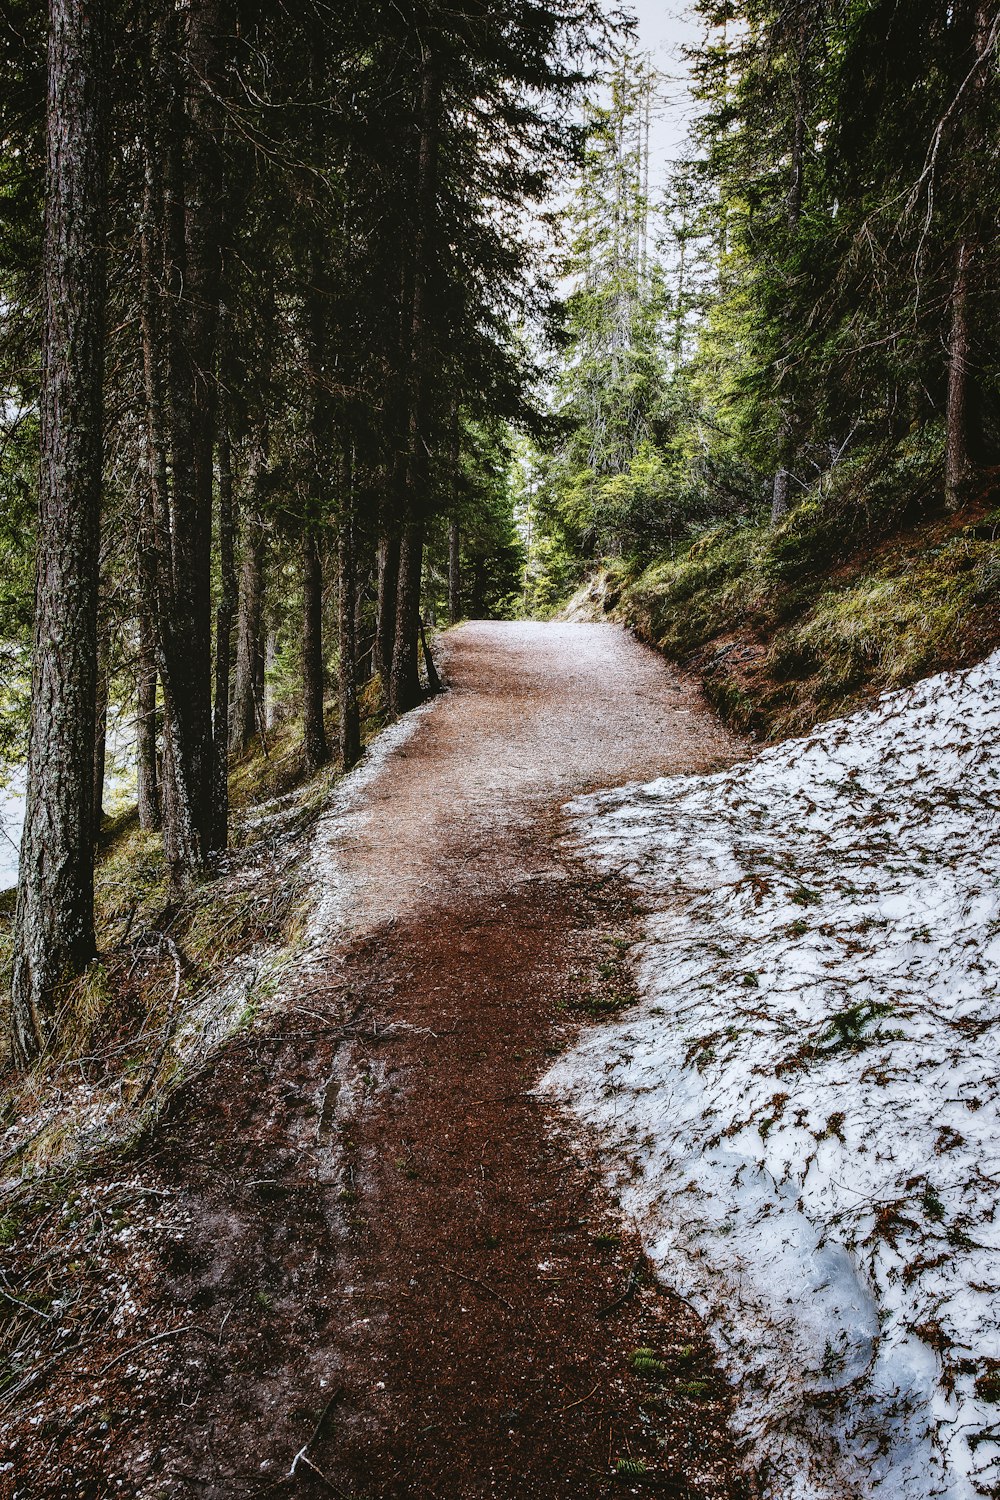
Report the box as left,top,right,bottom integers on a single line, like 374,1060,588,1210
564,494,1000,743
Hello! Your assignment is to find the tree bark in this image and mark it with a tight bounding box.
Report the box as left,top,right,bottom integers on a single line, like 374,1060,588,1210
945,0,991,511
211,402,236,847
945,239,973,511
389,520,424,715
770,21,806,530
152,0,228,884
93,620,109,840
388,50,440,715
338,452,361,771
231,511,266,752
137,0,199,888
136,605,160,831
11,0,109,1063
375,528,400,686
771,438,792,527
301,529,329,774
448,519,461,625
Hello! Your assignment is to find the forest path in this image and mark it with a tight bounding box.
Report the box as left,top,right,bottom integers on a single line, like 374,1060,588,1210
137,624,752,1497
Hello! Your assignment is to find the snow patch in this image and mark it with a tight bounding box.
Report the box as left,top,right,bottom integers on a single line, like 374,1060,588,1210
302,702,435,951
543,652,1000,1498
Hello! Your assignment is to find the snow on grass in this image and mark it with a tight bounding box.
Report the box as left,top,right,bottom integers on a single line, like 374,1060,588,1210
543,652,1000,1499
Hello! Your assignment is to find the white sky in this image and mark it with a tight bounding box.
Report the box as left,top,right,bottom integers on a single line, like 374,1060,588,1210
618,1,703,185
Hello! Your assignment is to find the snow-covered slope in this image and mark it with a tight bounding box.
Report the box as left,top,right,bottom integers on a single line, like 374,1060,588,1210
544,652,1000,1498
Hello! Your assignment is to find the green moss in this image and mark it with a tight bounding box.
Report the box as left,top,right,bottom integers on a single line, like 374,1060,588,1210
611,491,1000,740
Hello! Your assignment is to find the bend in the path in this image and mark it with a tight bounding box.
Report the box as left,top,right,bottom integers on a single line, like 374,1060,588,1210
328,620,741,936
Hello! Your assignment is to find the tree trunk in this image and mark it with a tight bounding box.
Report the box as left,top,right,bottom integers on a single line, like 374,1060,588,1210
153,0,228,884
770,25,806,531
388,520,424,715
945,0,991,511
448,519,461,625
302,530,329,774
264,630,278,729
375,528,400,686
11,0,109,1064
136,605,160,831
389,51,440,714
338,453,361,771
771,432,792,527
184,0,227,842
93,620,109,841
232,447,268,747
140,0,201,888
420,618,442,695
945,239,973,511
211,403,236,847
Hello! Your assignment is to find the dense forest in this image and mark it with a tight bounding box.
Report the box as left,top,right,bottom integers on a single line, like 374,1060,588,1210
522,0,999,730
3,0,998,1060
0,0,606,1062
1,3,1000,1496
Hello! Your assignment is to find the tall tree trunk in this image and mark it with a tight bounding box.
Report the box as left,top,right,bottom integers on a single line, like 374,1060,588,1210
11,0,109,1063
301,529,329,773
448,519,461,625
447,409,461,625
389,520,424,714
211,401,236,847
375,528,400,685
298,26,331,774
264,630,278,729
231,509,266,752
945,239,973,511
185,0,227,843
135,0,198,887
338,452,361,770
771,436,792,527
93,619,109,841
770,24,806,530
389,50,440,716
945,0,991,511
136,604,160,831
153,0,228,885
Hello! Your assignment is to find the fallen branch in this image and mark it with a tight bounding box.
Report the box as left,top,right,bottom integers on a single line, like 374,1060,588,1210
288,1386,345,1491
436,1263,541,1333
595,1252,644,1319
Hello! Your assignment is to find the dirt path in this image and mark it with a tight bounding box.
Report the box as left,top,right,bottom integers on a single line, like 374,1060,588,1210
8,623,753,1499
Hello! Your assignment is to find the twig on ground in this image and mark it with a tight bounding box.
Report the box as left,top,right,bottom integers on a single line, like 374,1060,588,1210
553,1381,601,1415
437,1263,517,1313
288,1386,345,1489
97,1321,209,1375
0,1284,54,1320
436,1262,542,1333
595,1252,645,1319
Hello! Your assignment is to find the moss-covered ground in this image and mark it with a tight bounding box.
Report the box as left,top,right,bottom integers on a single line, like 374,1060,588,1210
601,494,1000,740
0,684,394,1116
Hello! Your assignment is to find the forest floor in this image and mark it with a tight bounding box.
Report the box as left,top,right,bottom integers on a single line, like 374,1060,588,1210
1,622,756,1500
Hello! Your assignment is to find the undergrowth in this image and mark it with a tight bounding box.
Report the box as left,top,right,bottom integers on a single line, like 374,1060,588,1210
603,489,1000,739
0,706,367,1183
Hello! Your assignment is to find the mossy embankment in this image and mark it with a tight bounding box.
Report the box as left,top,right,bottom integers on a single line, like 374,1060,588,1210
580,491,1000,741
0,686,394,1161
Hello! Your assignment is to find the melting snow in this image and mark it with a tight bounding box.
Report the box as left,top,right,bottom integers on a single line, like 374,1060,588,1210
544,651,1000,1498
